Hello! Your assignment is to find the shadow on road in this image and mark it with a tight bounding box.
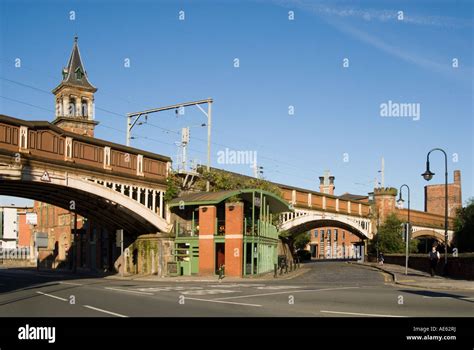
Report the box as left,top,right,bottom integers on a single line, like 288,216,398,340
0,267,111,295
399,289,474,304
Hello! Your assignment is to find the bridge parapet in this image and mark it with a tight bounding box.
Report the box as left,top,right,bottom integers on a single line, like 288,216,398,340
395,208,454,231
0,115,171,184
280,187,371,217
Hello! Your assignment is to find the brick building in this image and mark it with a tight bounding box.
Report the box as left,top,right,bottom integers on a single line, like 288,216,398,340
306,172,366,259
308,227,363,259
424,170,462,218
0,206,34,251
169,189,291,277
33,202,118,270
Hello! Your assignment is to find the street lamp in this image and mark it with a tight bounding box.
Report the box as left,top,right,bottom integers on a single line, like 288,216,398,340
421,148,449,274
397,184,410,276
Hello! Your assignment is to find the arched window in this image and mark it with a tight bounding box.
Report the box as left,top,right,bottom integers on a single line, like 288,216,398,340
56,99,63,116
69,98,76,116
81,99,88,117
75,67,83,80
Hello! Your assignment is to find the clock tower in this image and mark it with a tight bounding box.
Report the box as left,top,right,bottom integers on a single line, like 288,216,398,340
52,36,98,137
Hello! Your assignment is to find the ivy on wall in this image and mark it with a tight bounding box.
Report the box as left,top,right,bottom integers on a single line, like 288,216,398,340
164,168,283,202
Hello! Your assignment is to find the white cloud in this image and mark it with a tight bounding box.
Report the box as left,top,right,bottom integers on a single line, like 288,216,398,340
272,0,472,28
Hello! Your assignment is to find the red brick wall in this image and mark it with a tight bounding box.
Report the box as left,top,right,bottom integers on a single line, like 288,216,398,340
309,227,362,259
424,170,462,218
374,191,396,223
224,203,243,277
17,212,33,247
198,205,216,276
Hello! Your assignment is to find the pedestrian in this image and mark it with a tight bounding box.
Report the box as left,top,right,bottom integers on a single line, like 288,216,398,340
218,264,225,282
429,245,440,277
378,252,384,265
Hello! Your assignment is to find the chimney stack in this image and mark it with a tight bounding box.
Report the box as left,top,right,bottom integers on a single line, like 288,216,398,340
454,170,461,185
319,171,335,195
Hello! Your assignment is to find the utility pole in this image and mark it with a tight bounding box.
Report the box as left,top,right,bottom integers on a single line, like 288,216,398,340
252,160,263,179
126,98,213,191
181,127,189,172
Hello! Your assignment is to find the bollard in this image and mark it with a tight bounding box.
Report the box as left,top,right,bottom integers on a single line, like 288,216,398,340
274,263,278,278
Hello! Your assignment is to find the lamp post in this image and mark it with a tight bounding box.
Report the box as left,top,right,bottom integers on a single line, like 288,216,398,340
421,148,449,273
397,184,410,276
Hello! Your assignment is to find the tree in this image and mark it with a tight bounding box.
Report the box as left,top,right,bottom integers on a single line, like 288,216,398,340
454,198,474,252
371,213,404,254
294,232,311,250
163,171,181,202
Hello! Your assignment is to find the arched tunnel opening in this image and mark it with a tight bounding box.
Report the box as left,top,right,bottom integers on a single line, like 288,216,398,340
282,219,367,261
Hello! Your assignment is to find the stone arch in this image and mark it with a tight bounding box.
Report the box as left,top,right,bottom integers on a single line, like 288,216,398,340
0,177,170,235
411,229,445,242
280,213,371,240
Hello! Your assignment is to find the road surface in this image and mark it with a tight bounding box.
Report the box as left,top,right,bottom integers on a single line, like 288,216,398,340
0,262,472,317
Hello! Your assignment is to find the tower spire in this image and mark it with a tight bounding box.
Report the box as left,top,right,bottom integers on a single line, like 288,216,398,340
53,35,97,93
51,36,98,137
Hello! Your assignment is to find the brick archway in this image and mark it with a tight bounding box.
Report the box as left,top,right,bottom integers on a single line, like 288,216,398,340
412,229,445,242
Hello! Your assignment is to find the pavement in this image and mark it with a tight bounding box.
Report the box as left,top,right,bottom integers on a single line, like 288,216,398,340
354,262,474,291
1,261,473,317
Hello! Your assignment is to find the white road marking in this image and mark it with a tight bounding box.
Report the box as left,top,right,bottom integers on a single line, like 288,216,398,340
59,281,83,286
135,286,202,292
209,284,265,288
180,289,236,296
104,287,154,295
184,297,262,307
320,310,407,318
36,291,68,302
256,286,302,290
214,286,360,301
83,305,127,317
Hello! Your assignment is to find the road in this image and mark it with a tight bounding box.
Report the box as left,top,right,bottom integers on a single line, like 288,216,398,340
0,262,473,317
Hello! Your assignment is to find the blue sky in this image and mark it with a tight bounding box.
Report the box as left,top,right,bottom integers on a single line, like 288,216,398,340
0,0,472,210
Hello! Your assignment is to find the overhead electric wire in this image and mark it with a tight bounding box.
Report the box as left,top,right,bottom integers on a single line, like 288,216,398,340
0,74,325,183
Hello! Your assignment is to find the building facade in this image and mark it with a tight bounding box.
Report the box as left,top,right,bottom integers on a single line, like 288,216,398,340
308,227,363,260
169,189,291,277
0,206,33,250
424,170,462,218
33,202,120,270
